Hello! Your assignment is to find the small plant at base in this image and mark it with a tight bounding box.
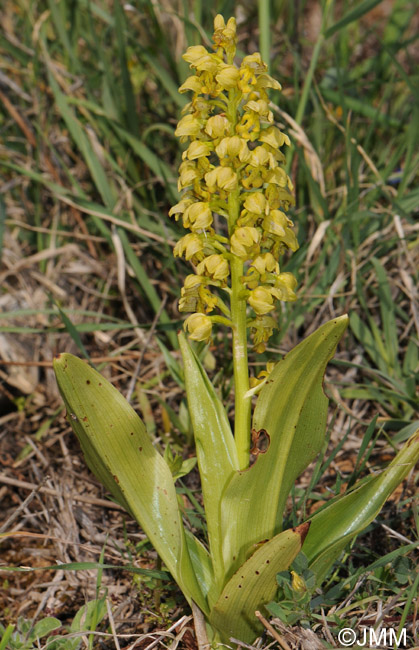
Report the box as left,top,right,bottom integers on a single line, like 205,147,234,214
53,15,419,648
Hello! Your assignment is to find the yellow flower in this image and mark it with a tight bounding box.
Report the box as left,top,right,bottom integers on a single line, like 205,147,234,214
178,75,202,94
271,272,298,302
205,115,231,139
168,197,193,220
262,210,288,238
230,227,260,259
175,114,202,138
197,254,229,281
248,286,275,315
216,64,240,89
184,140,213,160
251,253,279,275
249,315,277,352
205,166,238,193
184,313,213,342
243,192,266,215
173,233,204,263
183,202,213,231
182,45,210,65
178,161,200,190
259,126,290,149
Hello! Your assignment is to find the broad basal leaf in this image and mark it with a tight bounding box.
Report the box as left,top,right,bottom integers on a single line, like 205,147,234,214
209,523,309,644
53,353,208,613
220,316,348,579
303,427,419,584
179,333,238,598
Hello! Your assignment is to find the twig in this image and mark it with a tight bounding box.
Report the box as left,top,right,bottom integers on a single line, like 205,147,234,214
0,477,49,534
106,598,122,650
191,601,211,650
0,473,124,510
126,294,167,402
254,611,292,650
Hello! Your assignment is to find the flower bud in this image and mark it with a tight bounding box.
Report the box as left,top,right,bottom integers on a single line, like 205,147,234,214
291,571,306,593
184,313,213,342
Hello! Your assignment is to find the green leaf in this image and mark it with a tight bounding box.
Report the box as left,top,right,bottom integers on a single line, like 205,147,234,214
179,332,239,594
33,618,62,639
53,353,207,613
220,316,348,578
303,428,419,583
209,523,309,643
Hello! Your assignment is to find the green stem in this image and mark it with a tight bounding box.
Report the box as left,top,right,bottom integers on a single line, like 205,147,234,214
228,190,251,470
258,0,271,74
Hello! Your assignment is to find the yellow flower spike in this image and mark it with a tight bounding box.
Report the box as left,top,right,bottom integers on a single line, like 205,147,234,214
248,286,275,315
172,13,298,373
197,254,229,282
184,313,213,342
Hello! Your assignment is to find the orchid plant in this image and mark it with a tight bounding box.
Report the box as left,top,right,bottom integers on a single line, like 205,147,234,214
53,15,419,647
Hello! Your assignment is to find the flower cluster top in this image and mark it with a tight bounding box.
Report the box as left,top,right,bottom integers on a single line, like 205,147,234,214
169,15,298,352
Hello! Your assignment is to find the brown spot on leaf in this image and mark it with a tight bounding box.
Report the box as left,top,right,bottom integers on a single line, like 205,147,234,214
293,521,311,544
113,475,120,484
86,380,90,385
139,447,142,452
250,428,270,456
